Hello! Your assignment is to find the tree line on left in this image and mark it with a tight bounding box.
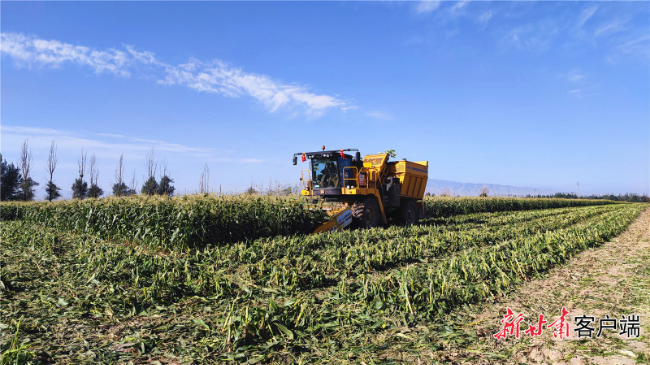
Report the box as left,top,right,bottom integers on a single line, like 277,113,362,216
1,140,175,201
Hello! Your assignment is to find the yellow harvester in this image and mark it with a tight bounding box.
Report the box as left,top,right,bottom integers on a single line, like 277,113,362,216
292,147,428,233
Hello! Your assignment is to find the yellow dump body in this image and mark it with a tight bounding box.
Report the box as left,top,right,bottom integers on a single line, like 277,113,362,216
388,160,429,200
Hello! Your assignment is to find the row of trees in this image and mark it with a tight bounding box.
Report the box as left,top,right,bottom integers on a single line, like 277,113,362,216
526,192,650,202
0,140,175,201
114,149,175,197
424,187,649,202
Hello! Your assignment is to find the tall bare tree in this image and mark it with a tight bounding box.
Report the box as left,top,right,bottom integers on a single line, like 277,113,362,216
20,139,32,183
146,149,157,180
113,154,125,196
79,150,87,180
112,154,134,197
89,154,97,187
45,140,62,201
19,139,39,201
46,140,57,182
88,154,104,198
130,170,138,195
72,149,88,199
199,163,210,194
115,154,124,188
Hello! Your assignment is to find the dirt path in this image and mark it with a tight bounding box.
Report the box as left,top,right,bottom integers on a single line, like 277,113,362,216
442,207,650,364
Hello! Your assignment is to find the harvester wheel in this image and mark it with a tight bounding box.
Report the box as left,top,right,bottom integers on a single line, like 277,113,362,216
395,201,419,226
353,198,380,229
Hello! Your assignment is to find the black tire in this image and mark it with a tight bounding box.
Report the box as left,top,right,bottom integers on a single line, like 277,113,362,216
352,197,380,229
394,200,419,226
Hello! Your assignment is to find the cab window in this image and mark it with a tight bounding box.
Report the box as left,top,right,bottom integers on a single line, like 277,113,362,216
312,157,339,188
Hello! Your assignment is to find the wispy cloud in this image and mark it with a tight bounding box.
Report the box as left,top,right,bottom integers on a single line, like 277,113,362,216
576,6,598,29
594,20,625,37
413,1,495,30
449,1,468,16
496,3,646,65
100,133,224,155
505,21,559,53
365,111,393,120
617,34,650,60
1,32,132,76
560,69,586,83
567,89,584,98
97,133,127,139
415,1,440,15
477,10,494,24
559,70,591,98
0,32,354,116
1,125,268,170
241,158,265,164
2,125,217,157
160,59,354,115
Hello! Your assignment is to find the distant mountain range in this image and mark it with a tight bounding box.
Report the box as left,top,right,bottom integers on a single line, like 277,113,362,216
425,179,555,197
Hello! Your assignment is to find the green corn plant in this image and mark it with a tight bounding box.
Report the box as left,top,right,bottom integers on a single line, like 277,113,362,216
1,201,646,359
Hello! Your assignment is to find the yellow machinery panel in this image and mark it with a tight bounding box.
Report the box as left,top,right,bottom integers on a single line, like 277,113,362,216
363,154,388,169
389,161,428,200
311,206,354,233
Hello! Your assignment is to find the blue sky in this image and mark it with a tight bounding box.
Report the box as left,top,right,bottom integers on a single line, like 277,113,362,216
2,1,648,198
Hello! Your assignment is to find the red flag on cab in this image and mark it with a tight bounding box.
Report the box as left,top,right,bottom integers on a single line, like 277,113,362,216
340,150,347,159
301,153,306,162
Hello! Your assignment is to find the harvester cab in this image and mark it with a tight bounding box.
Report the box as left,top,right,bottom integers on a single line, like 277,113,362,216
293,147,429,233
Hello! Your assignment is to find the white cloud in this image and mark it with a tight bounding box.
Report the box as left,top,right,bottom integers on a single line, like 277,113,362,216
568,89,583,98
97,133,127,138
2,125,69,136
1,125,218,158
365,111,393,120
241,158,265,164
594,20,624,37
415,1,440,14
576,6,598,29
617,34,650,60
559,70,591,98
560,69,586,83
504,20,559,53
159,59,353,116
124,45,162,66
416,1,494,26
450,1,468,16
477,10,494,24
1,32,132,76
0,32,354,116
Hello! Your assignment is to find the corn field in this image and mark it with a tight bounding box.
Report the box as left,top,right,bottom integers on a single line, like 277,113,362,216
0,197,646,363
422,196,617,216
0,194,328,247
1,195,614,248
